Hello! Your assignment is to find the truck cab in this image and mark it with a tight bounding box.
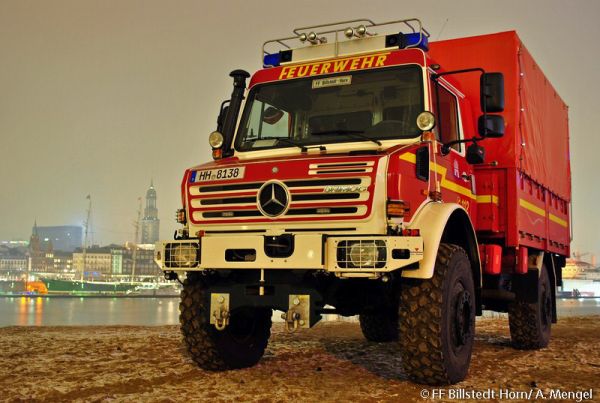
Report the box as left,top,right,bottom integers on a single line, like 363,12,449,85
155,18,567,385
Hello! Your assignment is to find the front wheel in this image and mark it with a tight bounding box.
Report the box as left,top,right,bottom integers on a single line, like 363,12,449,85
399,243,476,385
179,277,272,370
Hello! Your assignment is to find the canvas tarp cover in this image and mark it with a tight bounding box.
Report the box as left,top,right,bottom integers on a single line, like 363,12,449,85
429,31,571,200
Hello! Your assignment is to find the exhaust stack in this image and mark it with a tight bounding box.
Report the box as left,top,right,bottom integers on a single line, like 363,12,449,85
222,69,250,157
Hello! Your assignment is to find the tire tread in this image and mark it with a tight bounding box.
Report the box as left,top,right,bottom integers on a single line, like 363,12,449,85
399,243,472,385
179,277,271,370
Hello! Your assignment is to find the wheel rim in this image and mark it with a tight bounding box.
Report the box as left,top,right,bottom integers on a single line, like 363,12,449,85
453,289,473,347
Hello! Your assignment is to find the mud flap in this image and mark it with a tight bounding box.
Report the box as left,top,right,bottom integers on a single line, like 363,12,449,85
512,270,539,303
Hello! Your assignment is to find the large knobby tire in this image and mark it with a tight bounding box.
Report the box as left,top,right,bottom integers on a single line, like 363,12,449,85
508,265,552,350
359,306,399,342
399,243,476,385
179,277,272,370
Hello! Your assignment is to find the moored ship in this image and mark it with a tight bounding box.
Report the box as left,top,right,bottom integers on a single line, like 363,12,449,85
41,278,137,294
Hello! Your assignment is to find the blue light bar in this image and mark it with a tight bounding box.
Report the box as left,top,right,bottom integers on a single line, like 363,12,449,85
405,32,429,51
263,53,281,67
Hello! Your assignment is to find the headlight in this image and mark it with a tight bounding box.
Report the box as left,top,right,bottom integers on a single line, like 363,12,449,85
349,243,379,267
416,111,436,131
208,131,224,149
165,243,199,268
337,240,386,269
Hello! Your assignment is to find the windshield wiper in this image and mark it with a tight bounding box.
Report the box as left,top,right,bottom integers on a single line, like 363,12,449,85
256,136,304,150
311,129,382,146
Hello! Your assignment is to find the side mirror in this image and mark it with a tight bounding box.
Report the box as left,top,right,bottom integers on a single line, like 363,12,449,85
480,73,504,113
466,143,485,164
263,107,284,124
478,115,505,138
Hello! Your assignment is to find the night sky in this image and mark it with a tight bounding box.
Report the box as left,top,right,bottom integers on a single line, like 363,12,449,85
1,0,598,259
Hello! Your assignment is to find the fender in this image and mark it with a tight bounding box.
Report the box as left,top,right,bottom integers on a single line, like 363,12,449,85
402,202,481,285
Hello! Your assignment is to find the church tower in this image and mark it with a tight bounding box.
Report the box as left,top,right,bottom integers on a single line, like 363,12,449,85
29,220,48,271
141,180,160,244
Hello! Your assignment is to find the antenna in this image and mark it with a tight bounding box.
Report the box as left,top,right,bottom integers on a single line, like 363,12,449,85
81,195,92,282
131,197,142,283
436,18,449,41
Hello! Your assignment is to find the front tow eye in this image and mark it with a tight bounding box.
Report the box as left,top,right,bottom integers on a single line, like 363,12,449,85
281,294,310,333
281,311,302,332
210,293,230,331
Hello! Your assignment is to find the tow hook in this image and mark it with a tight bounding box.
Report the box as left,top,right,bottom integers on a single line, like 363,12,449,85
281,311,302,332
281,294,310,333
210,293,230,331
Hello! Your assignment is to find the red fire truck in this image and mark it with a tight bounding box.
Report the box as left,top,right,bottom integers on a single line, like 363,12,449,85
155,19,571,384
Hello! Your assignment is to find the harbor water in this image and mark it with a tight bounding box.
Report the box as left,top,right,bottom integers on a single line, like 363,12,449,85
0,296,598,327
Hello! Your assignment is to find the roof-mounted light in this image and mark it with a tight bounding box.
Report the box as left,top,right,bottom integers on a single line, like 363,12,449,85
263,49,293,67
385,32,429,51
344,25,368,38
263,53,281,67
298,31,326,45
261,19,431,68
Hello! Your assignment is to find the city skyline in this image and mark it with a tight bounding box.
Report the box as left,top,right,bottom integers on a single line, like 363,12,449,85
0,179,160,246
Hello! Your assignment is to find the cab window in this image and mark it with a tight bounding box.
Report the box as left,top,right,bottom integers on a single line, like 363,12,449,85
244,99,291,139
431,81,461,151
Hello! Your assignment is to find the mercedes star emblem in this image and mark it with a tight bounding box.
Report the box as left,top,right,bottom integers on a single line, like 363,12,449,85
257,181,290,217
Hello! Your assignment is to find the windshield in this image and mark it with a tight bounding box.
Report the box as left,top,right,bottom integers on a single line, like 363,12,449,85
235,65,424,151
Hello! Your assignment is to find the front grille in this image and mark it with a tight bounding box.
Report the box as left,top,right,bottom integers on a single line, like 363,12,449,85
198,183,262,193
309,161,374,175
188,161,375,223
200,196,256,205
291,193,360,201
284,178,362,187
286,207,358,216
202,210,263,218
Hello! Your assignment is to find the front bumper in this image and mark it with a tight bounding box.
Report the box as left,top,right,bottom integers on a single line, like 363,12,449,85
155,234,423,276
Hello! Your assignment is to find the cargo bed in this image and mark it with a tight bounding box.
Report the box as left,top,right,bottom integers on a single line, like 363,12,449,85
430,32,571,255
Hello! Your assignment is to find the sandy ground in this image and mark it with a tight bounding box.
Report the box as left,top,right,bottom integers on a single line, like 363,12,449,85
0,316,598,402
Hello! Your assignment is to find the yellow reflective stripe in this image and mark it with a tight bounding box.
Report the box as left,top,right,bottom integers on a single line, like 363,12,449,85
549,213,568,228
476,195,499,205
520,199,568,228
399,152,416,163
438,167,476,200
519,199,546,217
399,152,476,200
400,152,568,228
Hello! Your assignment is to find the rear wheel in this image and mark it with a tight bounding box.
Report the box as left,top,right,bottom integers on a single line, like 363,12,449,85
508,265,552,349
399,243,476,385
179,276,272,370
359,305,399,342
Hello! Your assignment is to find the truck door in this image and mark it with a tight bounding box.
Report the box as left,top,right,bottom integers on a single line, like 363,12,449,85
429,77,476,215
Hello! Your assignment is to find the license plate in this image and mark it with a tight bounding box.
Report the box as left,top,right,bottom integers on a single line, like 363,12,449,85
191,167,245,182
